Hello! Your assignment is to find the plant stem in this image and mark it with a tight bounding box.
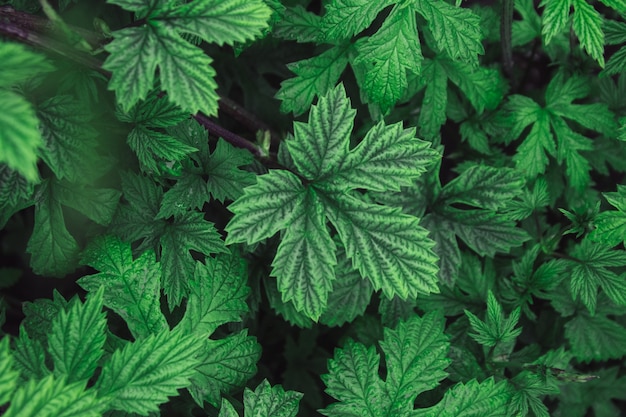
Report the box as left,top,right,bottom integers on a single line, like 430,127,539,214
501,0,514,79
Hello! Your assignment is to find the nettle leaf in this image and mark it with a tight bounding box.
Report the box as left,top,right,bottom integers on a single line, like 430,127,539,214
37,95,104,184
321,312,450,416
277,44,350,116
3,374,104,417
104,0,271,114
110,171,227,308
26,180,80,277
415,0,484,63
590,184,626,247
218,379,303,417
79,235,168,339
413,378,512,417
507,72,616,191
0,42,53,182
540,0,612,66
465,291,522,347
558,238,626,315
95,328,204,415
227,84,439,320
188,330,261,407
281,0,483,113
48,286,107,384
0,337,19,405
353,5,422,113
177,254,250,336
0,90,42,184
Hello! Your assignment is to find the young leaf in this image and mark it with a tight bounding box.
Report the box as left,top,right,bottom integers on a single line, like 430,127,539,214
188,330,261,407
322,312,450,416
177,254,250,336
48,286,107,384
3,374,104,417
0,337,19,405
95,328,204,415
465,291,522,347
104,0,271,114
79,235,168,339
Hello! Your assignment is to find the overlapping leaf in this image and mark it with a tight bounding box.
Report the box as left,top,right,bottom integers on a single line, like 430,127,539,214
321,312,450,416
104,0,271,115
227,84,439,320
218,379,302,417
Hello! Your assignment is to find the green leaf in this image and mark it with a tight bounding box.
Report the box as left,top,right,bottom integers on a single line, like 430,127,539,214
287,84,356,180
37,95,102,183
118,89,189,128
48,286,107,384
273,5,322,43
325,194,439,300
320,0,394,42
54,180,121,226
277,45,349,116
127,125,198,174
571,0,604,67
203,138,255,202
103,27,159,111
562,239,626,315
243,379,303,417
272,187,336,320
96,328,204,415
159,0,272,46
353,6,422,113
415,0,484,63
540,0,571,45
21,290,70,345
0,41,53,87
160,210,228,308
4,374,104,417
178,254,250,335
105,0,270,114
319,244,373,327
0,337,19,405
79,235,168,339
413,378,512,417
590,185,626,247
440,59,506,113
322,312,450,416
0,164,34,228
513,109,554,178
441,165,524,211
12,327,49,380
26,181,80,277
188,330,261,407
565,309,626,362
0,90,41,183
421,214,461,287
418,58,448,140
465,291,522,347
225,170,307,245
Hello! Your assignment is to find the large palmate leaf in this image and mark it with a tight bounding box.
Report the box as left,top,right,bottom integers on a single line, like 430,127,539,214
227,84,439,320
104,0,271,115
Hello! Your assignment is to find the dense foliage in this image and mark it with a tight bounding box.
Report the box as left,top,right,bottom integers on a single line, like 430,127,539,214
1,0,626,416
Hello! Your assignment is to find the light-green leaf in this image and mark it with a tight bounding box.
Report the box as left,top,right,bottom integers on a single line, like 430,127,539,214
79,235,168,339
325,194,439,300
178,255,250,335
0,90,41,183
48,286,107,384
96,328,204,415
0,337,19,405
226,170,307,245
571,0,604,67
0,41,53,87
188,330,261,407
243,379,303,417
272,187,336,320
